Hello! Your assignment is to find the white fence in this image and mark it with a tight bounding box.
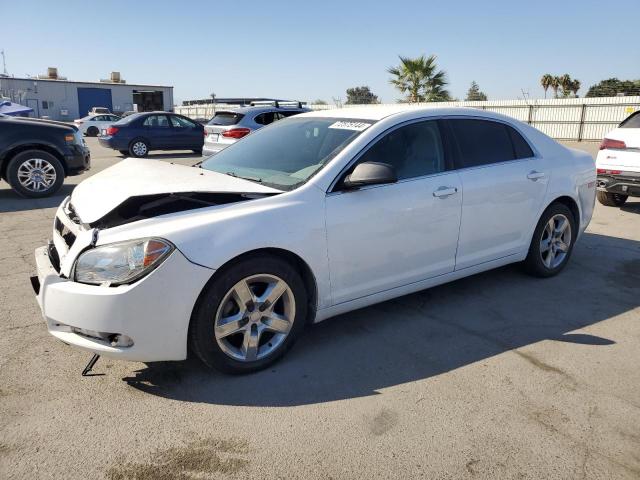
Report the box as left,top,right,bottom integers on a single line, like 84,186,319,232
175,96,640,141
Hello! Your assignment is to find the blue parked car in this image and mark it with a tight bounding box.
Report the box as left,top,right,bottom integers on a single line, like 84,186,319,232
98,112,204,157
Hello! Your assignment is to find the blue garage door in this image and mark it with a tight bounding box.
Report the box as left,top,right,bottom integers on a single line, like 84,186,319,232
77,88,113,117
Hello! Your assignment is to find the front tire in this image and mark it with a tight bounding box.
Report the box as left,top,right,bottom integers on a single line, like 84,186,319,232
523,203,576,278
6,150,65,198
596,190,628,207
129,139,149,157
189,255,308,374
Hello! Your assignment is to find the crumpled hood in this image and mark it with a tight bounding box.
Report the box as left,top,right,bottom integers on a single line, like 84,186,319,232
71,158,282,224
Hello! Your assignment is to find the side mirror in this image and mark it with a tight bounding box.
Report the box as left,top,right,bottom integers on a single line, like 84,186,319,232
343,162,397,189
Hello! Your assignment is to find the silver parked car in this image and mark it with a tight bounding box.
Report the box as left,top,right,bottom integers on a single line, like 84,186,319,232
203,101,309,156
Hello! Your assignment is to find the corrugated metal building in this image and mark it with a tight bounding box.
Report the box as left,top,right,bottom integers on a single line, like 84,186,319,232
0,68,174,121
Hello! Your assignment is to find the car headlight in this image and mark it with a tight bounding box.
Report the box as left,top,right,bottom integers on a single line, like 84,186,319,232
74,238,174,286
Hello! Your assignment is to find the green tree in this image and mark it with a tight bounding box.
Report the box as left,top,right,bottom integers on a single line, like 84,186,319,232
586,78,640,97
345,86,379,104
387,54,450,103
540,74,554,98
311,99,328,105
465,81,488,101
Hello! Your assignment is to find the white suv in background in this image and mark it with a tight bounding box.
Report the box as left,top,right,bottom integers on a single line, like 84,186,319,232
203,101,309,156
596,110,640,206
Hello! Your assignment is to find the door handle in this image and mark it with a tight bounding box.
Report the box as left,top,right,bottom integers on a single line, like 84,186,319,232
527,171,546,181
433,186,458,198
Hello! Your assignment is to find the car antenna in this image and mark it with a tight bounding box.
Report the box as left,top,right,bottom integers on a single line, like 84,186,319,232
81,354,102,376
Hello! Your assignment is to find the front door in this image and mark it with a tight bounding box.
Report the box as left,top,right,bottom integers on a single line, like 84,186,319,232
325,120,462,305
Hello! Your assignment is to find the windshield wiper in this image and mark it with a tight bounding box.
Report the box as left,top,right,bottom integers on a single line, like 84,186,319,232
225,171,263,183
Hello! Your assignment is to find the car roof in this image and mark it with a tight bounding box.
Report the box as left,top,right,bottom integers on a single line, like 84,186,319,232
213,105,310,115
297,105,520,122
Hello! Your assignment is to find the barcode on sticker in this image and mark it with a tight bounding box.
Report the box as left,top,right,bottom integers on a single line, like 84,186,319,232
328,121,371,131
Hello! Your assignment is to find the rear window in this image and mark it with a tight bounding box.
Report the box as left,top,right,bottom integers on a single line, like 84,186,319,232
208,112,244,126
620,111,640,128
448,119,517,168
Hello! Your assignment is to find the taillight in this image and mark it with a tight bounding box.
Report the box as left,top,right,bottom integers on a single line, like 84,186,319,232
599,138,626,150
106,126,119,136
597,168,622,175
222,128,251,139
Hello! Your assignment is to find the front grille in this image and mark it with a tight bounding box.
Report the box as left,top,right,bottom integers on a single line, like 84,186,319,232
48,241,60,273
55,217,76,248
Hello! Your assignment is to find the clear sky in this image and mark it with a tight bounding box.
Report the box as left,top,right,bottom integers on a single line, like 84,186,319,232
2,0,639,104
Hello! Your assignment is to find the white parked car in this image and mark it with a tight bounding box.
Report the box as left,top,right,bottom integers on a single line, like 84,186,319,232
595,111,640,206
32,107,596,373
74,114,121,137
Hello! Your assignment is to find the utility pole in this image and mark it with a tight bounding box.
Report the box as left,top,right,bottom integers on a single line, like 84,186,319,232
1,50,7,75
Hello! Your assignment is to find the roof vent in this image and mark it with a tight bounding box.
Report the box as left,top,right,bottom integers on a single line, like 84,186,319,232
100,71,126,84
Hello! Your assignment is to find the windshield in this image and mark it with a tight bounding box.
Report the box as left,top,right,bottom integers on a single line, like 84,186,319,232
201,117,374,191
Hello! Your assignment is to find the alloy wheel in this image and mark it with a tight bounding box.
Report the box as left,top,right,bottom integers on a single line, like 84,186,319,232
214,274,295,362
16,158,57,193
132,141,148,156
540,213,572,269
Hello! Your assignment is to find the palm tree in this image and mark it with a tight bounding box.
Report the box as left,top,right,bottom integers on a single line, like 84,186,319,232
387,55,450,103
570,79,581,97
558,74,572,97
550,76,561,99
540,74,554,99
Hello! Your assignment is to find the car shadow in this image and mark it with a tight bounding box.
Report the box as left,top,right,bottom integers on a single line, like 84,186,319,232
620,199,640,214
0,184,76,213
122,231,639,407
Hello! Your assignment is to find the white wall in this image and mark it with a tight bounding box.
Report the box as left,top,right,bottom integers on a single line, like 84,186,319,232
175,96,640,141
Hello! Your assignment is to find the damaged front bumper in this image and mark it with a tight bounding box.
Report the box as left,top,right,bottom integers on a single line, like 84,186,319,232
32,204,215,362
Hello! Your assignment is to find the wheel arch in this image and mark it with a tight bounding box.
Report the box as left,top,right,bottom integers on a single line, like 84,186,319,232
191,247,318,325
1,144,68,179
546,195,580,226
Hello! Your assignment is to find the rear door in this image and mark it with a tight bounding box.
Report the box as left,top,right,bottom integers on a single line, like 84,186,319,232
142,114,172,149
445,118,547,270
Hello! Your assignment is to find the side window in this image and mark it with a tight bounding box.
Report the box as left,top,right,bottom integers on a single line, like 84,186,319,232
170,116,197,128
507,125,534,158
143,115,169,127
254,112,275,125
281,110,301,118
356,121,445,181
448,119,516,168
273,112,287,121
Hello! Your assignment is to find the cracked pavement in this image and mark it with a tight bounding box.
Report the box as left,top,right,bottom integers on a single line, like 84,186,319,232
1,139,639,479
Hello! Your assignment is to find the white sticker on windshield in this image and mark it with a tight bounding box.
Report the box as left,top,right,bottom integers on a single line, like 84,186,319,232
328,121,371,131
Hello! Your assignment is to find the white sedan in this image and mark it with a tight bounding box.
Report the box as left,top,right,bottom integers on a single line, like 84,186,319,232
596,110,640,206
32,107,596,374
73,114,121,137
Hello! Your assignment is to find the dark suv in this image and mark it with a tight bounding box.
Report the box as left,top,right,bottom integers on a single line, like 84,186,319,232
0,114,90,198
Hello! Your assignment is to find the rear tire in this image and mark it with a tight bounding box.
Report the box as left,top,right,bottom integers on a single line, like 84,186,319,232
87,126,99,137
189,255,308,374
596,190,628,207
129,139,149,158
523,203,576,278
6,150,65,198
